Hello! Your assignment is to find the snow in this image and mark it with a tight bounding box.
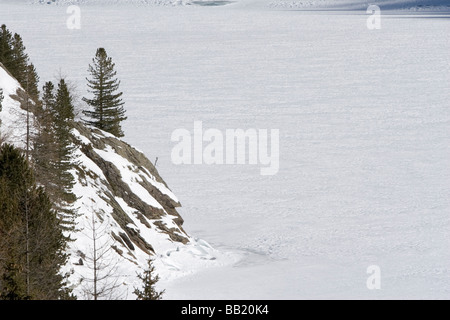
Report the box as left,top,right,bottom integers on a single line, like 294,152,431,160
0,66,20,97
140,166,180,203
72,127,91,144
268,0,450,12
1,0,450,299
66,128,230,298
93,145,164,209
12,0,450,11
0,65,35,150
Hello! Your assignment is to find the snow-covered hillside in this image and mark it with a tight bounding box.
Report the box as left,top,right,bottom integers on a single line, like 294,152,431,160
0,64,36,150
0,62,236,299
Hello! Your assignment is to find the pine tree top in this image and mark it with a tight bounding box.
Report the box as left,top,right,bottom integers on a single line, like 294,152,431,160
133,258,165,300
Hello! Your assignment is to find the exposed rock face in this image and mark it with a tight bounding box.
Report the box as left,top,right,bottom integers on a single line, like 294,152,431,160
66,118,203,298
73,122,188,247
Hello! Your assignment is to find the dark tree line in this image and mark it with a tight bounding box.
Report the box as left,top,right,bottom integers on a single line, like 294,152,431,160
0,24,39,102
0,144,73,299
1,23,127,137
33,78,79,236
1,24,77,299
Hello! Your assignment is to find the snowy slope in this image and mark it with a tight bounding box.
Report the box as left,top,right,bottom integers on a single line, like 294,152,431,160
0,63,237,299
0,64,37,150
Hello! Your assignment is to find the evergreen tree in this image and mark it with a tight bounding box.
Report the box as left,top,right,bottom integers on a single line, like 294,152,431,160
0,174,29,300
0,144,72,300
11,33,29,86
0,24,13,70
54,79,75,124
48,79,78,233
133,257,164,300
32,81,58,192
25,63,40,103
0,25,39,102
27,185,73,299
41,81,55,110
82,48,127,137
53,78,76,196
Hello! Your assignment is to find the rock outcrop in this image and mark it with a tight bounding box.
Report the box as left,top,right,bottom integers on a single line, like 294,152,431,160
1,62,222,299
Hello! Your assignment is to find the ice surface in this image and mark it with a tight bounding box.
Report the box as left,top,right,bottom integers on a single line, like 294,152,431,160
1,1,449,299
268,0,450,12
10,0,450,11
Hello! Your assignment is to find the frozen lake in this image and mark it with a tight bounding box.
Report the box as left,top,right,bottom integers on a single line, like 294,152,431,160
1,1,450,299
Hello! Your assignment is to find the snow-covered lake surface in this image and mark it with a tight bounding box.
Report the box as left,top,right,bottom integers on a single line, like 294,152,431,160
1,0,450,299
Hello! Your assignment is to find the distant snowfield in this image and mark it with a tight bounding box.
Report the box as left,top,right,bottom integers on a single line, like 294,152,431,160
1,1,450,299
268,0,450,12
4,0,450,11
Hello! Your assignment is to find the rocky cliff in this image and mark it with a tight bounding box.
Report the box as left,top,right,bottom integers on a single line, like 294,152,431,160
0,62,222,299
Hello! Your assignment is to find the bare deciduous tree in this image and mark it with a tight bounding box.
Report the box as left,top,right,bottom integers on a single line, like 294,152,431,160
80,210,123,300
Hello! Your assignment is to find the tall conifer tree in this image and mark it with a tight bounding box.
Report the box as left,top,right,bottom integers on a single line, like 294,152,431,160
82,48,127,137
33,79,78,236
25,63,40,102
51,79,78,233
0,24,13,70
11,33,29,86
32,81,59,201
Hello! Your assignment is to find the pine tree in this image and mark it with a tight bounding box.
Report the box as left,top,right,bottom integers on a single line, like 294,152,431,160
25,63,40,103
53,78,76,198
27,185,73,299
133,257,164,300
32,81,58,191
82,48,127,137
11,33,29,86
0,175,29,300
54,79,75,124
48,79,78,233
0,25,39,103
0,24,14,70
41,81,55,110
0,144,72,300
